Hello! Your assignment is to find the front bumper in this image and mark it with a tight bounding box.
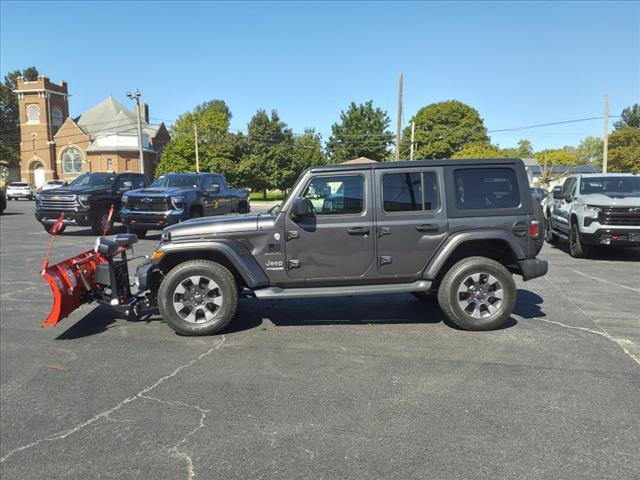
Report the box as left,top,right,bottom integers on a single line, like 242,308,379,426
120,208,186,230
581,228,640,246
518,258,548,281
35,210,95,226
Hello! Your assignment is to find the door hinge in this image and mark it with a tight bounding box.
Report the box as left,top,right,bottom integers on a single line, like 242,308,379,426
287,230,299,241
379,256,392,266
287,259,301,269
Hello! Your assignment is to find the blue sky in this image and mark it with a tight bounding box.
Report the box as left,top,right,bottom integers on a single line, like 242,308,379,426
1,1,638,151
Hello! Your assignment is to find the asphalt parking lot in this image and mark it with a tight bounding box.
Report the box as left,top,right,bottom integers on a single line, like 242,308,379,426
1,199,639,480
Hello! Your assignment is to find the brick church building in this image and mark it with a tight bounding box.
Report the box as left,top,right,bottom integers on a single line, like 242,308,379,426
16,76,170,187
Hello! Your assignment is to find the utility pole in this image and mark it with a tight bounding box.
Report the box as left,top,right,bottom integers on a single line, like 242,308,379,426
126,89,145,175
409,121,415,161
194,123,200,173
395,73,403,161
602,94,609,174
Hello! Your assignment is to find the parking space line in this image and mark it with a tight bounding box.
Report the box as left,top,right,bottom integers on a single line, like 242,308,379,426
572,269,640,293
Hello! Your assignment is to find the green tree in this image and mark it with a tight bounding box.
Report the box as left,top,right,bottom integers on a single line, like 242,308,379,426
613,104,640,130
326,101,393,162
576,136,603,165
534,148,581,186
0,66,39,166
608,127,640,172
239,109,295,196
516,139,533,156
157,100,237,179
291,127,327,175
401,100,488,159
452,142,504,158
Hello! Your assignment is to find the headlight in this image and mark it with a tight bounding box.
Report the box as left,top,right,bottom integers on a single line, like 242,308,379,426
583,205,602,215
35,193,41,201
170,196,184,210
78,194,91,207
122,195,128,207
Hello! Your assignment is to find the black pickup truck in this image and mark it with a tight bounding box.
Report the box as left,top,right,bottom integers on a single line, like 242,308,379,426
35,172,148,234
120,172,250,237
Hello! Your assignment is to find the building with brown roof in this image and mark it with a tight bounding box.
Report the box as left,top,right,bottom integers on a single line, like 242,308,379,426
16,76,170,187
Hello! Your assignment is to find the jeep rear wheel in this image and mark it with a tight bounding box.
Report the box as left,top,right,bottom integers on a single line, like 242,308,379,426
158,260,237,336
437,257,516,331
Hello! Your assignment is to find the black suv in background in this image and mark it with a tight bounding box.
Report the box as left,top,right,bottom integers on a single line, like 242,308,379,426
120,172,250,237
35,172,148,234
129,158,548,336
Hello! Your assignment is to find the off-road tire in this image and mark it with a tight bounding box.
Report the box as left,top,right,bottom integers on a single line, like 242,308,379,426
158,260,238,336
92,205,114,235
44,223,66,234
437,256,516,331
569,222,591,258
544,212,559,244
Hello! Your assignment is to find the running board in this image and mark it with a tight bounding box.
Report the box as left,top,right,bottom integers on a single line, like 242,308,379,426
552,228,569,240
253,280,432,299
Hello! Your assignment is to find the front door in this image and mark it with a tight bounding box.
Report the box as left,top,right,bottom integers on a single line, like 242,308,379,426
285,172,375,284
34,164,45,189
375,168,448,278
551,177,576,233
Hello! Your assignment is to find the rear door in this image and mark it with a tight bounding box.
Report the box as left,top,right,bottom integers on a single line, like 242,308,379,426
284,171,374,283
375,167,448,278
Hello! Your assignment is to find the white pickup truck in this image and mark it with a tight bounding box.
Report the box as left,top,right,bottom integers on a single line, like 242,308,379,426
543,173,640,257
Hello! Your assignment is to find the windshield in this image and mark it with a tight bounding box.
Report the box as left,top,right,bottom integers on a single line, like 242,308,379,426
69,173,115,187
579,177,640,197
151,174,199,189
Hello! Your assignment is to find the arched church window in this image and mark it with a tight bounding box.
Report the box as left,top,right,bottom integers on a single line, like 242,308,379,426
27,104,40,123
61,147,83,174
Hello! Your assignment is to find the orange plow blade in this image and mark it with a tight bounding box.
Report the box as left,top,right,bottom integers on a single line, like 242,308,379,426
41,251,106,328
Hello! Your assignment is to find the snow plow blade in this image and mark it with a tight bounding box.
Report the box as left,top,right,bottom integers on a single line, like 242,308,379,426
41,250,106,328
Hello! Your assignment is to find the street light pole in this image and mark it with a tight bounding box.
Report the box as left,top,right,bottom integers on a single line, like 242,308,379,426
126,89,145,176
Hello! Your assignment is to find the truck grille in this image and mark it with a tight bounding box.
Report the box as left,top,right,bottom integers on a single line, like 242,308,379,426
598,207,640,226
127,197,169,212
40,195,78,211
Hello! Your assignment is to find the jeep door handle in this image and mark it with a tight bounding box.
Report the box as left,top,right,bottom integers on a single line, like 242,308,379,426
416,224,439,233
347,227,369,236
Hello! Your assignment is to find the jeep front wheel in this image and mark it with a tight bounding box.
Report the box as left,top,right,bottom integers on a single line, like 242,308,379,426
158,260,238,336
437,257,516,331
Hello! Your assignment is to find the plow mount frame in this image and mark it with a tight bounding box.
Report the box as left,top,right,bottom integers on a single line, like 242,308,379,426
40,212,160,328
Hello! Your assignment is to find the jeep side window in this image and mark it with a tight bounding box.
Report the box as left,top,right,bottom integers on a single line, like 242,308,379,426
382,172,439,212
302,174,364,215
454,168,520,209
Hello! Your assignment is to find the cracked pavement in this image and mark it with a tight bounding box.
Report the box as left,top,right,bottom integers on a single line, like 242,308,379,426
1,200,639,479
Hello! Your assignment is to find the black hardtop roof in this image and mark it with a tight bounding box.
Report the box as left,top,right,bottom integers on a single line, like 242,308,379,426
310,158,524,173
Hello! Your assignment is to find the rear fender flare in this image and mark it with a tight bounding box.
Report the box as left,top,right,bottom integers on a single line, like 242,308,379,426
155,240,269,289
423,230,526,280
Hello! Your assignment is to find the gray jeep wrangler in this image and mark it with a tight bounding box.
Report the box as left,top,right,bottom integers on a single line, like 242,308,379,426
130,158,547,335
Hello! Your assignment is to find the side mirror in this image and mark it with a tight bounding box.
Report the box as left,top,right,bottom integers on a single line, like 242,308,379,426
291,197,314,219
208,184,220,194
552,186,563,200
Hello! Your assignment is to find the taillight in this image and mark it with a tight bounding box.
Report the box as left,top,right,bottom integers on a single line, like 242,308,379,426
529,221,539,237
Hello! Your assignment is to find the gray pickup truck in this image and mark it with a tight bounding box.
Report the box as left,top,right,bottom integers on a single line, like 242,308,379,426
120,172,250,237
76,158,547,337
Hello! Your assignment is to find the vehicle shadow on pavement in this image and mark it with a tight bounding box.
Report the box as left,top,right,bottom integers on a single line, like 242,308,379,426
548,243,640,261
513,289,545,319
54,305,162,340
226,293,523,333
57,226,128,237
0,211,24,216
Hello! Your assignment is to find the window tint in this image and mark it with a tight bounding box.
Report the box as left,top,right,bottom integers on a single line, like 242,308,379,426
563,178,576,196
454,168,520,210
114,175,130,189
383,173,422,211
132,175,146,188
201,175,215,190
303,175,364,215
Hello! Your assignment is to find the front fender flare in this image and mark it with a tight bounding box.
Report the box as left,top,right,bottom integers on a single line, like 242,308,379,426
154,239,269,289
423,230,527,280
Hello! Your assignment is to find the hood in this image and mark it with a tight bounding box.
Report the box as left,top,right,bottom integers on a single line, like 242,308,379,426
40,185,110,196
580,193,640,207
127,187,191,197
165,214,260,238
